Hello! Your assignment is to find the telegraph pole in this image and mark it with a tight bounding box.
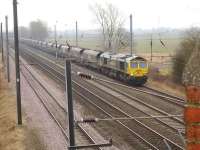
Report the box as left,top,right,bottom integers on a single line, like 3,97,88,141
65,60,75,149
54,25,57,42
150,34,153,62
54,24,58,59
76,21,78,47
130,14,133,55
13,0,22,125
5,16,10,82
0,22,4,63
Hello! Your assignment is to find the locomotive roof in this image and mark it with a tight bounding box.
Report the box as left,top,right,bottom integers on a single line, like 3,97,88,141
71,47,83,52
100,52,145,61
42,42,47,45
61,45,69,50
47,42,53,46
83,49,101,56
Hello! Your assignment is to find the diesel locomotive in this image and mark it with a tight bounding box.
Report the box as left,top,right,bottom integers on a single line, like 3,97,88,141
21,39,148,85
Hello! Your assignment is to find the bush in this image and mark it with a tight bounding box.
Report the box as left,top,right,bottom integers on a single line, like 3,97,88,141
172,27,200,83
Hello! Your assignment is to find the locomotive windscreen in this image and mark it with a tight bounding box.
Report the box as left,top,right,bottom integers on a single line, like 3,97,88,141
131,62,138,68
139,62,147,68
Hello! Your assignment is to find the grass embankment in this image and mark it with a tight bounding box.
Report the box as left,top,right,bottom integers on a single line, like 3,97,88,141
0,64,26,150
148,62,185,98
0,60,45,150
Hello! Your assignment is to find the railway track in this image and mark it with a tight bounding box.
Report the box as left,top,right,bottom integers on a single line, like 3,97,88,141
141,85,185,102
73,80,184,149
18,47,145,150
85,76,185,107
64,60,185,135
69,64,184,116
18,44,185,150
19,44,185,110
87,80,184,127
23,43,186,106
21,62,69,140
10,49,104,150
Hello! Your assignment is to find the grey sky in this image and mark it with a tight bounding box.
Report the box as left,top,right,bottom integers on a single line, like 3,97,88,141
1,0,200,31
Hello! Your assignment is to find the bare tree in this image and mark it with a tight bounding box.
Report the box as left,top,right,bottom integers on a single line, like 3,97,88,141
29,20,48,40
90,3,128,52
173,27,200,83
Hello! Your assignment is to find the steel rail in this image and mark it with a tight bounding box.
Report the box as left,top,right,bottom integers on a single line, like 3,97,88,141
9,50,69,142
72,80,184,150
10,48,102,150
26,54,158,149
93,79,184,124
15,49,104,150
91,77,185,106
21,64,69,141
18,47,159,149
142,85,185,102
25,43,185,107
64,64,185,135
26,43,185,104
20,46,182,149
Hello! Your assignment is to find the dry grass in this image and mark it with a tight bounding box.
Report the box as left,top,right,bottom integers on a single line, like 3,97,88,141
144,53,186,98
24,128,46,150
148,64,185,98
147,78,186,98
0,60,45,150
0,64,25,150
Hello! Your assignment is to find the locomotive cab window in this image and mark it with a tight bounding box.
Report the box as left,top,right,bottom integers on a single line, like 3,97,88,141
139,62,147,68
119,61,125,70
103,58,107,64
131,62,138,68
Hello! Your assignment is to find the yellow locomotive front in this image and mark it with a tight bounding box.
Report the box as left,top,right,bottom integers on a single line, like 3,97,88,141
99,52,148,85
127,57,148,85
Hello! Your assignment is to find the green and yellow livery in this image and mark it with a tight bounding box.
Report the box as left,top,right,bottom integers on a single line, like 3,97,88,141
99,52,148,85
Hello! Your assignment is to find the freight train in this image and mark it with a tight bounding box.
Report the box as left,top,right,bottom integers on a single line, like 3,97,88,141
21,39,149,85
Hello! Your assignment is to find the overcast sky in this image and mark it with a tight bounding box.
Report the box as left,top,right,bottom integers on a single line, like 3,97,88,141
1,0,200,31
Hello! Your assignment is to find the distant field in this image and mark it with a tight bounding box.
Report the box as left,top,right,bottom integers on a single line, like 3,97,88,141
48,34,182,76
53,36,182,55
133,38,181,54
